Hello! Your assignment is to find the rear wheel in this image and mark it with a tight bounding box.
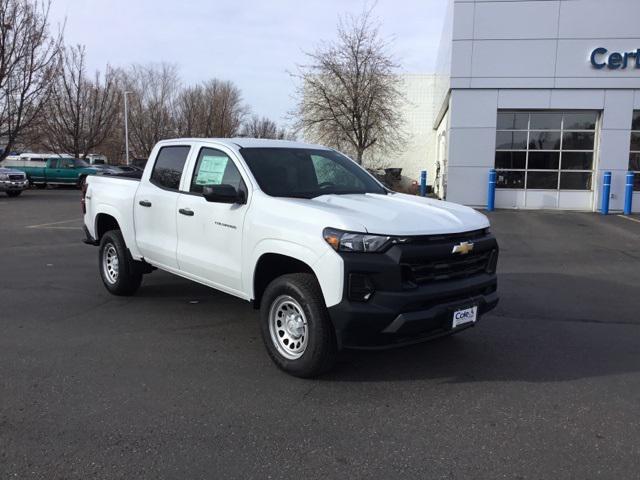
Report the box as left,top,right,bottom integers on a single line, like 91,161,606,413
99,230,142,296
260,273,337,377
6,191,22,197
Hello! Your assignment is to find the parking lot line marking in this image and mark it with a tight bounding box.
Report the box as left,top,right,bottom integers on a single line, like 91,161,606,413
36,226,83,230
617,215,640,224
26,218,80,229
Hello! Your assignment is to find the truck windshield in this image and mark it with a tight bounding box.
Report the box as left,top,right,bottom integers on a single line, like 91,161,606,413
240,148,386,199
75,159,89,167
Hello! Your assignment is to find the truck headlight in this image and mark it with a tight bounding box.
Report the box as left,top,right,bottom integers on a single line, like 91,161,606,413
323,228,392,253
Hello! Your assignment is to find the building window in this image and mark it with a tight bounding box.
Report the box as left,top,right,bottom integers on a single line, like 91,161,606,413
630,111,640,191
495,111,598,190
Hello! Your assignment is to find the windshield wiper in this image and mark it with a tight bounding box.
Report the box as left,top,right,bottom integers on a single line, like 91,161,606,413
275,190,384,199
310,190,371,198
276,193,315,199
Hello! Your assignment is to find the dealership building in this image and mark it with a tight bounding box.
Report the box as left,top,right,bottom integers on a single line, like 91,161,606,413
398,0,640,212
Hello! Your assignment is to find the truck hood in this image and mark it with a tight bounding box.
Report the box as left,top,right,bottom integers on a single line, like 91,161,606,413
0,167,25,175
305,193,490,235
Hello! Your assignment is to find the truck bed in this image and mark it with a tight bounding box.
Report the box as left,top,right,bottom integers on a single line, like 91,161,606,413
84,175,142,259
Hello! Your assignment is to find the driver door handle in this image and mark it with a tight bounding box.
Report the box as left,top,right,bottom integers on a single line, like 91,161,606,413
139,200,152,207
179,208,194,216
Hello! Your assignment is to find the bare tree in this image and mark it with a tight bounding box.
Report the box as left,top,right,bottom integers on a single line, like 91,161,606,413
0,0,62,160
291,8,404,165
200,79,247,138
95,123,125,164
241,115,286,139
42,45,121,158
122,63,179,158
175,84,204,138
175,79,248,138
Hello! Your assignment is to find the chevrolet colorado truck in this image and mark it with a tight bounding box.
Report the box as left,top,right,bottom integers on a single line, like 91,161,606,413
82,138,499,377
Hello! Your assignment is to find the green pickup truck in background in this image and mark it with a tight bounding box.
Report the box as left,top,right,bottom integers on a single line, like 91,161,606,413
6,157,99,188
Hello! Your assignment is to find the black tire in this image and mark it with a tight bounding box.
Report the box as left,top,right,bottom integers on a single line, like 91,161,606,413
99,230,142,296
260,273,337,378
35,183,46,189
6,190,22,197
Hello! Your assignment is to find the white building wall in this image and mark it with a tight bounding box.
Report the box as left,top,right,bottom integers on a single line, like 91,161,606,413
440,0,640,211
434,0,454,120
446,89,497,206
434,110,450,198
394,74,438,184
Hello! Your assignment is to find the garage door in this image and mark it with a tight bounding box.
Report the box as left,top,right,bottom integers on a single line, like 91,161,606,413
494,110,598,210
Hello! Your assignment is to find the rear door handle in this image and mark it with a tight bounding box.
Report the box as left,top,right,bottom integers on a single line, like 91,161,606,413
139,200,152,207
179,208,194,216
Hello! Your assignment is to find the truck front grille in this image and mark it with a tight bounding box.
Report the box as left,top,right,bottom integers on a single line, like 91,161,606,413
406,250,494,284
396,230,498,286
8,174,24,181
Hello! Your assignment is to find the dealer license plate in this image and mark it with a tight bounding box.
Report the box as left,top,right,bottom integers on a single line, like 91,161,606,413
452,306,478,328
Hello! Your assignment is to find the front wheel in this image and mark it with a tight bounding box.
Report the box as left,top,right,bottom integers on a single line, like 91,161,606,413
260,273,337,378
99,230,142,296
6,191,22,197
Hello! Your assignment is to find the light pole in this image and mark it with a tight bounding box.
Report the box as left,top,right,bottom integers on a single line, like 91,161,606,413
123,91,131,166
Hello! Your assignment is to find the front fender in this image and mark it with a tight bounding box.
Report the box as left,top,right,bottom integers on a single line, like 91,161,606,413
246,239,344,308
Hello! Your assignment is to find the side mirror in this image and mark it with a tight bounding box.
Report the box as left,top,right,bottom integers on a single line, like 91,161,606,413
202,184,245,204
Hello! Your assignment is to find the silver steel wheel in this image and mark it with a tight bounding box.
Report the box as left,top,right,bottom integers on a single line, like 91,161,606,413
102,243,119,284
268,295,309,360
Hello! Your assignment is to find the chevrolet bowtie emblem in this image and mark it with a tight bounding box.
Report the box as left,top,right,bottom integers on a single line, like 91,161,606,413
452,241,474,255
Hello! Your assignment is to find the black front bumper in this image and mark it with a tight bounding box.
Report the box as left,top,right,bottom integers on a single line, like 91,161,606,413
327,231,499,349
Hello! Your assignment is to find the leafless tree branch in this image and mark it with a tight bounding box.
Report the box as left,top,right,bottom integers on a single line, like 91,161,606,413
0,0,63,160
291,6,404,166
41,44,121,158
240,115,293,140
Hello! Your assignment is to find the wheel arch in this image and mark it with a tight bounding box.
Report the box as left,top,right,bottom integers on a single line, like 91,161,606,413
77,174,88,187
91,205,142,260
252,253,315,308
248,240,344,309
95,212,121,241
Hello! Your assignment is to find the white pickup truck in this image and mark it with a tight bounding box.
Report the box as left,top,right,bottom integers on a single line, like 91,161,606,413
83,138,499,377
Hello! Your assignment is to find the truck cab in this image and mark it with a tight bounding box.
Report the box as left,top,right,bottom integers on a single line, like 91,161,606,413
83,138,499,377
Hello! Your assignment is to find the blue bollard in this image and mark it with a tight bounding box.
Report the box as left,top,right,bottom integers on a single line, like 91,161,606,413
487,169,496,212
420,170,427,197
624,171,634,215
600,171,612,215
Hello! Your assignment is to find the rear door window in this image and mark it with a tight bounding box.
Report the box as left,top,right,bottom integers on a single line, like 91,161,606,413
150,146,191,191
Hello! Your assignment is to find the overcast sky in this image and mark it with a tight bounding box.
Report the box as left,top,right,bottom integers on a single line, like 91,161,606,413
48,0,448,127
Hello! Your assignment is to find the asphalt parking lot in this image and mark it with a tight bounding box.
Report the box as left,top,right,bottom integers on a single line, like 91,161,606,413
1,189,640,479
